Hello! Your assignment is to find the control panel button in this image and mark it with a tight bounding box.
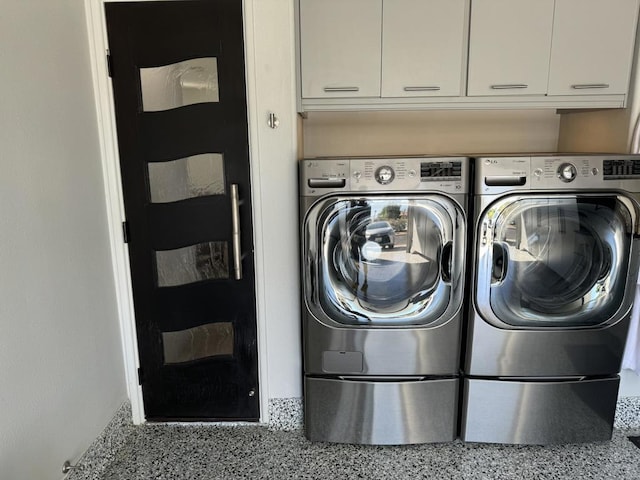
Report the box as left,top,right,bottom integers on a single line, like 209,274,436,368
353,171,362,180
375,165,395,185
557,163,577,183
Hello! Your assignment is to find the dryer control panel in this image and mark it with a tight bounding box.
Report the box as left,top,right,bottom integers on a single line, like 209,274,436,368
476,155,640,194
301,156,469,196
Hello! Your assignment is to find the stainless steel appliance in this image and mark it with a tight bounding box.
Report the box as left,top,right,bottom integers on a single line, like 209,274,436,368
461,154,640,445
300,156,469,445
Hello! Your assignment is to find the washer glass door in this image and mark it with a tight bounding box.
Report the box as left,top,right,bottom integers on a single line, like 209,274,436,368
477,195,634,327
304,195,465,326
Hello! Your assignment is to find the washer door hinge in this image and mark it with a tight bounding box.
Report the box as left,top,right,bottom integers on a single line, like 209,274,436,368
106,51,114,78
122,221,130,243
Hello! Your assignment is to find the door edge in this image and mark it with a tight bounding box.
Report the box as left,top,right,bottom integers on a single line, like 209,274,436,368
243,0,271,424
84,0,144,424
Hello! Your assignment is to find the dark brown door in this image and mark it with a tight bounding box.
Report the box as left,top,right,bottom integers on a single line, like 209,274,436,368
106,0,259,421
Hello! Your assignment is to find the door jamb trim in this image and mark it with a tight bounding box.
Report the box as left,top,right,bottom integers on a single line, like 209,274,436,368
83,0,269,424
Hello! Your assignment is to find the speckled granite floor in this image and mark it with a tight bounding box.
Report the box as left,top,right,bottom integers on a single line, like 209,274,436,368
67,399,640,480
72,424,640,480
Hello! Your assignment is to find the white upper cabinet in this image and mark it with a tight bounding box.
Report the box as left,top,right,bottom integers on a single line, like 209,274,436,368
296,0,640,110
547,0,639,96
299,0,468,100
381,0,468,98
467,0,555,96
299,0,382,98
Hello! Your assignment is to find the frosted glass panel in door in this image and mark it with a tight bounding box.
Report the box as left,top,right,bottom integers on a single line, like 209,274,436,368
148,153,225,203
140,58,219,111
163,322,233,364
156,241,229,287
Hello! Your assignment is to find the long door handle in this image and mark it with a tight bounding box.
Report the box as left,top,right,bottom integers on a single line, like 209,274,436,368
231,184,242,280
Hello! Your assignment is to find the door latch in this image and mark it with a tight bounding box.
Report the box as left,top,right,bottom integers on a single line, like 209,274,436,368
267,112,279,129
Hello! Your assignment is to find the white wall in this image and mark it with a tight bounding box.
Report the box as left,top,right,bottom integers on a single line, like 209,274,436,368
558,108,634,154
303,110,561,157
247,0,301,400
620,370,640,396
0,1,126,479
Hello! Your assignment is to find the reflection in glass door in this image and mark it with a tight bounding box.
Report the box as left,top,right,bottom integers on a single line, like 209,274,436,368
481,196,633,327
308,196,465,326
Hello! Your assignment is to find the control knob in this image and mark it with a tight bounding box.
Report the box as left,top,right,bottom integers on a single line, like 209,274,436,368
557,163,577,183
375,165,395,185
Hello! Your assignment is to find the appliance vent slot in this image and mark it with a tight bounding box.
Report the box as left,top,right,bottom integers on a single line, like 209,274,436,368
603,159,640,179
421,161,462,181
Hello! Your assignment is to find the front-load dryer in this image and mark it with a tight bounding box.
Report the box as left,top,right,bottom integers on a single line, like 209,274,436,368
300,156,469,445
461,154,640,445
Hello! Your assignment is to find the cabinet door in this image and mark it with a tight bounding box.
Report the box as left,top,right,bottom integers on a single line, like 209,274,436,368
547,0,639,96
381,0,468,98
299,0,382,98
467,0,554,96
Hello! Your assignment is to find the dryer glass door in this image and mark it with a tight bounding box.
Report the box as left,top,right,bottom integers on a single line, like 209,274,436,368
305,195,465,326
478,195,634,327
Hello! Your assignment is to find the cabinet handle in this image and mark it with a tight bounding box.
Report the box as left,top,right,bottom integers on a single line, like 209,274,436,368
231,184,242,281
490,84,528,90
323,86,359,92
571,83,610,90
403,86,441,92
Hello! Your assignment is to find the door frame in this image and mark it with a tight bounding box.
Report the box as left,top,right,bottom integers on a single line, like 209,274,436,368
84,0,270,424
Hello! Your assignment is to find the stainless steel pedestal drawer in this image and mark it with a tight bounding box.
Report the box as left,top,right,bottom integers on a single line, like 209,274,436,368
461,376,620,445
305,376,459,445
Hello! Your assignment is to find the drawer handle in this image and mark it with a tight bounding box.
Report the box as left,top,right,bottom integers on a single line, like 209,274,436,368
571,83,610,90
490,84,528,90
323,86,359,92
403,86,441,92
308,178,346,189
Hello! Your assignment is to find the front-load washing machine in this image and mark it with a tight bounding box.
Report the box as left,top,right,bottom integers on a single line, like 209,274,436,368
300,156,469,445
462,154,640,445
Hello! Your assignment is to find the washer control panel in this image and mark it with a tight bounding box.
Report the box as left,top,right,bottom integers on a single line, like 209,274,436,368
477,155,640,193
349,158,421,189
301,157,469,196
